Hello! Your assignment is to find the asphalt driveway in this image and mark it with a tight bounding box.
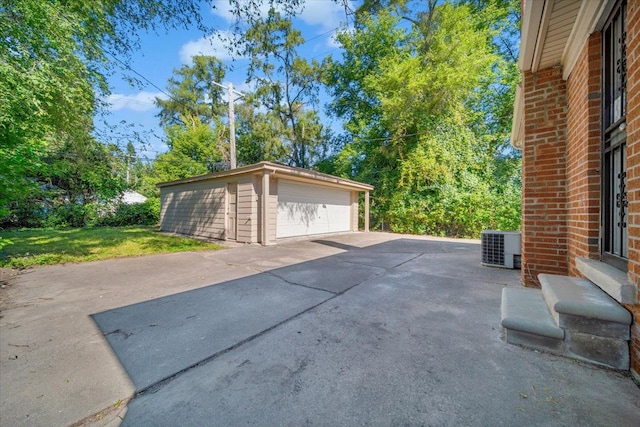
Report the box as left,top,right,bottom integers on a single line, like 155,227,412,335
1,232,639,426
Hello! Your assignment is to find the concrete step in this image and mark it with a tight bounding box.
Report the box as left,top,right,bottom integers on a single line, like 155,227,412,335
501,287,564,352
537,274,632,370
539,273,631,339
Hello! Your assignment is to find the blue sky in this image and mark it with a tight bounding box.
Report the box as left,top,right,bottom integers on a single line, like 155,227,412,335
98,0,355,160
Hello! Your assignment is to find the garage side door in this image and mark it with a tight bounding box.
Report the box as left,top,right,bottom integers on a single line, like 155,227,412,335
277,180,351,238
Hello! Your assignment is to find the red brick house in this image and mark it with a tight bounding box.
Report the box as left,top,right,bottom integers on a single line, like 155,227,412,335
508,0,639,380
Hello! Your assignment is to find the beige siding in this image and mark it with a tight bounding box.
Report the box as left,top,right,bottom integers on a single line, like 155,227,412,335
350,191,358,231
236,176,258,243
268,178,278,243
157,162,371,244
160,180,226,239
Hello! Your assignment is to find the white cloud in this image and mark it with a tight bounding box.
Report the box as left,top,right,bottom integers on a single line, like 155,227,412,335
106,91,168,112
298,0,350,31
211,0,351,31
179,31,238,63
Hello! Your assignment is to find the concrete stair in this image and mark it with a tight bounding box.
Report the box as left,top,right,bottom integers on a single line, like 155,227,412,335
501,274,632,370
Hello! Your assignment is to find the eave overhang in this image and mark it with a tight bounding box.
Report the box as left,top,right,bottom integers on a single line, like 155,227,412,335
156,161,374,192
510,0,610,150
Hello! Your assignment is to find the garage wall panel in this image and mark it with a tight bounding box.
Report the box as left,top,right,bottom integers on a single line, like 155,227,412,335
160,181,226,239
236,176,258,243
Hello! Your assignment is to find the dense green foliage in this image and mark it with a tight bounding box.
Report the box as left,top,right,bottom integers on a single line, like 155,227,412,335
240,8,327,168
98,199,160,227
2,196,160,229
1,0,207,226
2,0,521,239
319,0,521,237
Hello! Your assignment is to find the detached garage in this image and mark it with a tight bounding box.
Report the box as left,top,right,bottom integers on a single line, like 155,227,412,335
157,162,373,245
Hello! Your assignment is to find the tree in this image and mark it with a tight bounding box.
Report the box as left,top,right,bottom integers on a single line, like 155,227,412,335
235,102,289,165
141,119,224,196
242,8,326,168
45,137,126,206
147,55,228,191
0,0,209,222
322,0,521,237
156,55,227,127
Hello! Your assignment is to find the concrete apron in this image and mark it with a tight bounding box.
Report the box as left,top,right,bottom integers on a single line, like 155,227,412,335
2,233,639,426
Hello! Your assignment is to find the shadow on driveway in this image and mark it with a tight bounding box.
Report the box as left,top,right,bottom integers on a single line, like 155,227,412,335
91,237,640,426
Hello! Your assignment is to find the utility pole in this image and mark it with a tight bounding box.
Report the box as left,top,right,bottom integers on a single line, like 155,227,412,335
212,80,244,170
228,83,236,169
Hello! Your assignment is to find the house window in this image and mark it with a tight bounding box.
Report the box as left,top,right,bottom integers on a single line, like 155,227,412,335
602,0,627,271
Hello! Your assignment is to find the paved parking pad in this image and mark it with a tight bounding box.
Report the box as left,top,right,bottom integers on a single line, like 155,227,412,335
92,273,333,391
403,251,521,284
270,257,387,293
4,233,640,426
330,250,421,269
121,263,640,426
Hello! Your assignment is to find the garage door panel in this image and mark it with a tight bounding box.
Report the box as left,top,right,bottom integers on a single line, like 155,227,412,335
277,181,351,238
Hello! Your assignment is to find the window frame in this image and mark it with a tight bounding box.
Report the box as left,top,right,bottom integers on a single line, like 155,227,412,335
601,0,628,272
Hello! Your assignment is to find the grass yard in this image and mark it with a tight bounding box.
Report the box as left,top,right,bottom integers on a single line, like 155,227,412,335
0,226,223,268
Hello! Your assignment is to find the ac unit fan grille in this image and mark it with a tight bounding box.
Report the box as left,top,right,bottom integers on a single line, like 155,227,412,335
482,233,504,266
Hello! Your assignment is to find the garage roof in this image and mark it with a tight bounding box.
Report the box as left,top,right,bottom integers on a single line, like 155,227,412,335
156,161,374,192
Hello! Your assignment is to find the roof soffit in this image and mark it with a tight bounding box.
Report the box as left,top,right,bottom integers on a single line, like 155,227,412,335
520,0,606,74
512,0,609,150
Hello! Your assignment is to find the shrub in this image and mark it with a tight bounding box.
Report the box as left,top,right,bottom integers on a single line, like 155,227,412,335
44,203,86,228
99,199,160,227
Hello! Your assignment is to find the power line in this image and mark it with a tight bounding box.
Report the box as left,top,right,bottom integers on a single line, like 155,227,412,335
103,50,174,101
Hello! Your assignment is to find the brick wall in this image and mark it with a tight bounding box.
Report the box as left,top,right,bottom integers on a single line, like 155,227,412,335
521,67,569,287
626,0,640,288
565,34,602,275
520,0,640,382
624,0,640,381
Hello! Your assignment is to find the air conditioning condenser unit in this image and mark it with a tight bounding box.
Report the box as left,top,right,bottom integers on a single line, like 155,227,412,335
481,230,521,269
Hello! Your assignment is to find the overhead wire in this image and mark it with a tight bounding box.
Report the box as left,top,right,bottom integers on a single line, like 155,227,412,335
53,4,505,162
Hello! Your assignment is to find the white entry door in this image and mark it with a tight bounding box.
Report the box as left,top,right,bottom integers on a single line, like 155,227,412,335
276,180,351,238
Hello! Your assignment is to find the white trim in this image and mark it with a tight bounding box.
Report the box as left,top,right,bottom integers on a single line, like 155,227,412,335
562,0,608,80
531,0,555,73
519,0,547,71
261,171,270,244
510,84,524,150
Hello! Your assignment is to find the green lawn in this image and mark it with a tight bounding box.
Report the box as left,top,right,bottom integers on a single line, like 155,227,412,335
0,226,223,268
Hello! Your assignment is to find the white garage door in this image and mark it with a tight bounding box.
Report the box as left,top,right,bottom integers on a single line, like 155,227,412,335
277,181,352,238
